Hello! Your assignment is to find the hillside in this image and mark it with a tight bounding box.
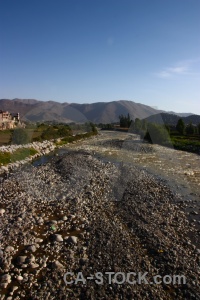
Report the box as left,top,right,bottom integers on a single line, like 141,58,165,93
0,99,163,123
145,113,200,126
1,98,197,124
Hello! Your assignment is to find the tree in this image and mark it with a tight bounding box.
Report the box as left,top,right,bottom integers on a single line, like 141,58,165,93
176,118,185,135
119,114,132,128
198,123,200,135
144,123,171,145
11,128,30,145
141,119,147,131
185,123,195,135
134,118,142,133
89,122,97,134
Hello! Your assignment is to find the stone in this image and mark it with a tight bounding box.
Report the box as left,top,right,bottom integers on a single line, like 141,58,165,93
30,263,39,269
53,234,63,242
27,245,37,252
16,275,23,281
17,256,27,265
35,238,43,243
67,236,78,244
0,208,5,216
5,246,14,252
52,260,64,269
1,274,11,283
1,166,8,172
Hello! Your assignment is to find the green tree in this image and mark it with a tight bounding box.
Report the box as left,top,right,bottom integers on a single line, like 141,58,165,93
141,119,147,131
134,118,142,133
89,122,97,133
176,118,185,135
127,113,132,127
41,127,58,140
185,123,195,135
198,123,200,135
11,128,30,145
144,123,171,145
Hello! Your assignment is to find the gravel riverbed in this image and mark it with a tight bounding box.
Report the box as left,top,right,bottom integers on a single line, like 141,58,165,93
0,132,200,299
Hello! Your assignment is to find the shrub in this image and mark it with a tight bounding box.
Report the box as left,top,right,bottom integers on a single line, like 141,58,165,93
11,128,30,145
144,123,171,146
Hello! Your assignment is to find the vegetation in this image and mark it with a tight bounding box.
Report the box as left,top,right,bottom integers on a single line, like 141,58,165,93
176,118,185,135
119,114,132,128
144,123,171,146
0,148,38,166
185,122,195,135
100,123,115,130
0,130,12,146
0,122,98,166
170,133,200,154
55,130,98,146
11,128,31,145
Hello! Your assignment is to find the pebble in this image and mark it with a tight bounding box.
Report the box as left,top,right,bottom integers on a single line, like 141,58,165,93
1,274,11,283
27,245,37,252
17,256,27,264
0,143,199,299
52,260,64,269
66,236,78,244
0,208,5,216
16,275,23,281
52,234,63,242
5,246,14,252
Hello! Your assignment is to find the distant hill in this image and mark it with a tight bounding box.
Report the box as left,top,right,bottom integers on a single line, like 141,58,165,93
167,111,193,117
145,113,200,126
0,98,197,124
69,100,163,123
0,99,87,123
0,99,163,123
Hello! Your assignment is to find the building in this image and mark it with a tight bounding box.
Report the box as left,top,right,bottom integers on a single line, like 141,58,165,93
0,110,20,130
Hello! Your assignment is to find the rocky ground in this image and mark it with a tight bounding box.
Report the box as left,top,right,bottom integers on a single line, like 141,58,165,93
0,132,200,299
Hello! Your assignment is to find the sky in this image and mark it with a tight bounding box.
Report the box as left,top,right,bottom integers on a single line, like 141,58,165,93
0,0,200,114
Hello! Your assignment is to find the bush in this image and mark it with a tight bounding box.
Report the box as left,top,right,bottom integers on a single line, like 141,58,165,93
144,123,171,146
185,123,195,135
11,128,30,145
176,118,185,135
0,148,38,165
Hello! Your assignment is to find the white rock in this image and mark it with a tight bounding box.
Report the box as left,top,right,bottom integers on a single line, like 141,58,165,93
67,236,78,244
16,275,23,281
1,274,11,283
30,263,39,268
52,260,64,269
53,234,63,242
5,246,14,252
0,208,5,216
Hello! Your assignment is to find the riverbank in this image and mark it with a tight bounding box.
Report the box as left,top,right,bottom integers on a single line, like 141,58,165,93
0,150,199,299
0,131,97,174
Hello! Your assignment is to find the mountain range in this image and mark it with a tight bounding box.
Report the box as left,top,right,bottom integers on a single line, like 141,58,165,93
145,113,200,126
0,98,198,125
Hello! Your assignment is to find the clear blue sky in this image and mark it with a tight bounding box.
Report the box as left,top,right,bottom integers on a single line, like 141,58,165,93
0,0,200,114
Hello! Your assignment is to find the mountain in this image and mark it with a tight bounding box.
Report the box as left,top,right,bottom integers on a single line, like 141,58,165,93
69,100,163,123
167,111,193,117
0,99,163,123
144,113,200,126
0,99,87,123
0,98,197,124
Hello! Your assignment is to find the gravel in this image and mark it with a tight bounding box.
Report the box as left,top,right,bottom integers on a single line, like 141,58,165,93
0,148,200,299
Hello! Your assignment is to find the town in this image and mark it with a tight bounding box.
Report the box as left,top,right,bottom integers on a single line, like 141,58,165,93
0,110,20,130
